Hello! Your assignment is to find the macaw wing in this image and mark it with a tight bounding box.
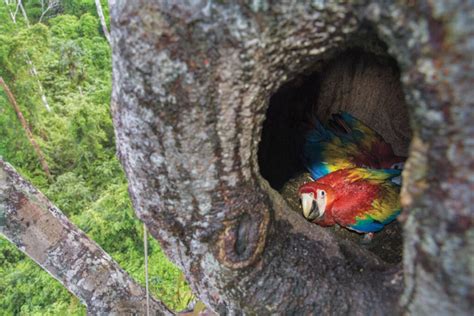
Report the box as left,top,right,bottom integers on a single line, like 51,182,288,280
348,174,401,233
303,119,374,179
349,207,401,232
303,119,333,179
329,168,402,233
349,202,401,232
329,112,383,143
329,112,396,161
303,119,348,179
345,167,402,183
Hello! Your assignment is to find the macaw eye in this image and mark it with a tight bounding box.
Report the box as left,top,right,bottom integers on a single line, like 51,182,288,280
391,162,404,170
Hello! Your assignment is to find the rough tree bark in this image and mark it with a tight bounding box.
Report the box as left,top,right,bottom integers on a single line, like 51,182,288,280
0,159,172,315
110,0,473,315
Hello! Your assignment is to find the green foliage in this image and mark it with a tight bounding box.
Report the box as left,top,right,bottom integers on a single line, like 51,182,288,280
61,0,97,18
49,15,80,39
78,13,99,37
46,172,92,216
0,0,193,313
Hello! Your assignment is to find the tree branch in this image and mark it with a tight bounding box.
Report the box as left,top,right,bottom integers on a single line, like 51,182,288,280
95,0,111,45
3,0,19,23
17,0,29,27
38,0,58,23
0,77,52,180
0,159,173,315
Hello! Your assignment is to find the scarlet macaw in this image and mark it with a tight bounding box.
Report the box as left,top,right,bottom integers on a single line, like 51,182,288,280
298,168,401,234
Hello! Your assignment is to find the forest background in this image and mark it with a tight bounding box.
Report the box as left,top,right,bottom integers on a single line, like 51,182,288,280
0,1,193,314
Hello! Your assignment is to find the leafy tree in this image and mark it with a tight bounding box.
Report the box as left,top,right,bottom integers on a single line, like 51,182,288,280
0,1,193,313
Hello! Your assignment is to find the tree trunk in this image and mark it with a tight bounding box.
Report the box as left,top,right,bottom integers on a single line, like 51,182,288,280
0,159,173,315
110,0,473,314
0,77,52,180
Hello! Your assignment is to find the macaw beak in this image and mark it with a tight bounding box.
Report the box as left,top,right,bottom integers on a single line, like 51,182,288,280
301,193,319,221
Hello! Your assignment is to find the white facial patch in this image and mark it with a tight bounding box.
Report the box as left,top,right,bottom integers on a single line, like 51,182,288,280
316,189,327,217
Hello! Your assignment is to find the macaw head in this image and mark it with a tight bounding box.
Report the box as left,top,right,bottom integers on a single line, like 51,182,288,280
298,182,335,221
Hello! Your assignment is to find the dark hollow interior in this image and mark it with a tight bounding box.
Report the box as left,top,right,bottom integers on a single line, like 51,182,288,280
258,47,412,263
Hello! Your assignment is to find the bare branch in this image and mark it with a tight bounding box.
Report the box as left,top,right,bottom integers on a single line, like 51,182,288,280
38,0,59,23
3,0,20,23
95,0,111,45
0,159,173,315
0,77,52,180
17,0,30,27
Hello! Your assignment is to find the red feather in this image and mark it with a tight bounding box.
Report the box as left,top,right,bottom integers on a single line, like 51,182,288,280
314,170,379,226
298,168,401,233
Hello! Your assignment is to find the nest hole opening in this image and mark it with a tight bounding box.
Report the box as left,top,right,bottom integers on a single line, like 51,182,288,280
258,47,412,264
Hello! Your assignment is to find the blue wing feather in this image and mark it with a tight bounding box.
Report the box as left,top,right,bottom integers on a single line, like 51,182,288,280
348,209,401,233
303,119,334,180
